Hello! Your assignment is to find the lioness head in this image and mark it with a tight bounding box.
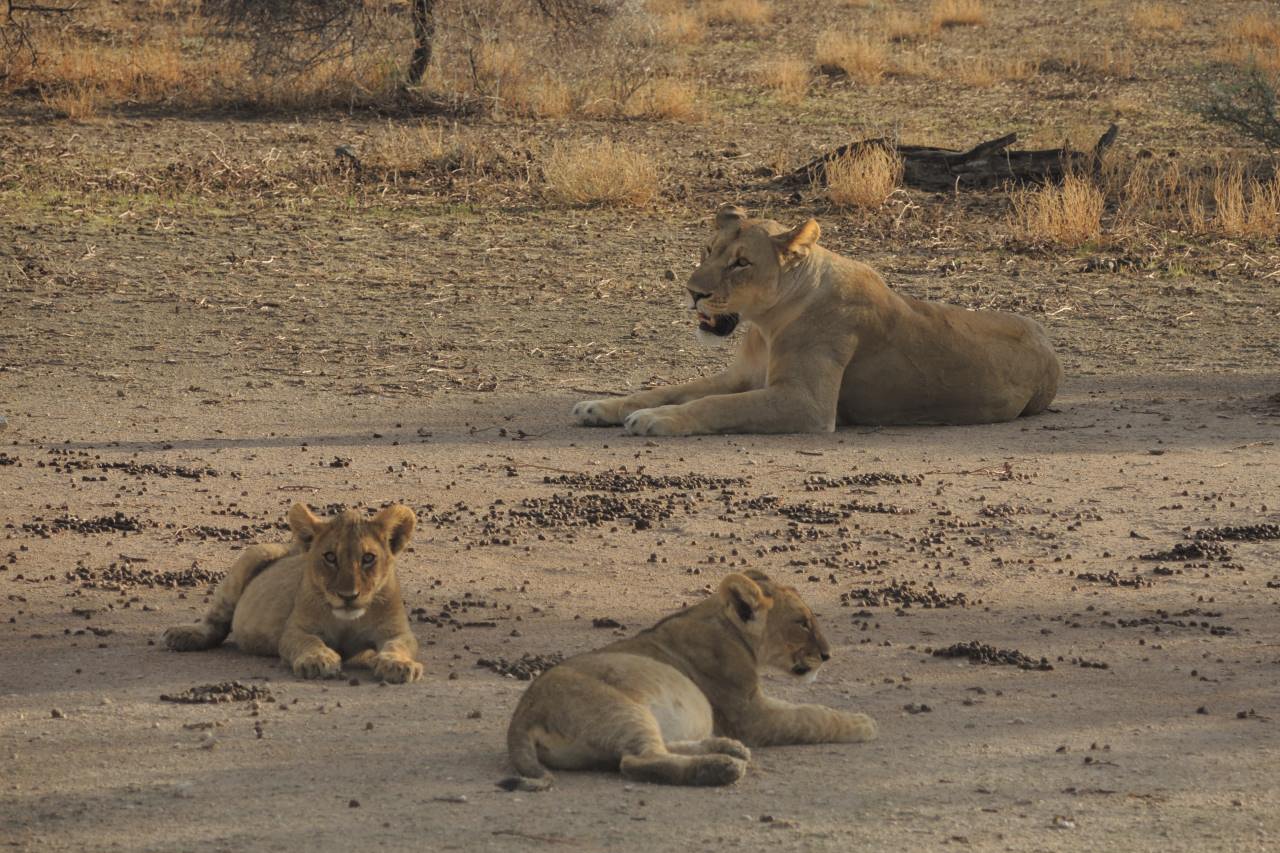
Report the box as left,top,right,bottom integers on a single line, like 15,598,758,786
287,503,416,621
686,204,821,343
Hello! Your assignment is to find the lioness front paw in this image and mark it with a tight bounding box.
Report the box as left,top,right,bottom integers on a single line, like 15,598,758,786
572,399,625,426
373,655,424,684
623,406,692,437
292,647,342,679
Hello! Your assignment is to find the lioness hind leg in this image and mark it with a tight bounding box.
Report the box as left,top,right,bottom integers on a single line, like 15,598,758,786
620,752,746,787
666,737,751,762
163,543,294,652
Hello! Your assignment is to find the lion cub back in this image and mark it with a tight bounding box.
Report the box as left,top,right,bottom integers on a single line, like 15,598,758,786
230,554,307,656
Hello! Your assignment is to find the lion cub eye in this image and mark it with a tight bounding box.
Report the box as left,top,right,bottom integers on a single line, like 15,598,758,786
323,552,337,564
731,257,750,268
361,552,376,567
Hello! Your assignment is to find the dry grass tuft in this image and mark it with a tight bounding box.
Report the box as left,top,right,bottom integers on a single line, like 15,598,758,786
43,84,106,121
884,10,929,42
1128,3,1184,33
930,0,988,30
542,139,659,206
1213,168,1280,238
891,48,937,79
955,57,998,87
656,9,707,44
1229,13,1280,48
755,57,811,102
702,0,772,26
627,78,701,121
1012,173,1105,247
825,145,904,209
816,30,888,84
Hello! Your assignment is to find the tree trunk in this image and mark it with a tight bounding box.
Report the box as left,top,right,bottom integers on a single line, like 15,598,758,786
407,0,437,85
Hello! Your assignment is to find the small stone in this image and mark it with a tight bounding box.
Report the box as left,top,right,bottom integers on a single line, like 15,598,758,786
50,708,64,719
467,710,482,719
349,799,360,808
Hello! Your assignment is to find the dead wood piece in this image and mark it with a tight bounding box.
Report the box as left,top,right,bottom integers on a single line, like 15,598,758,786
789,125,1119,192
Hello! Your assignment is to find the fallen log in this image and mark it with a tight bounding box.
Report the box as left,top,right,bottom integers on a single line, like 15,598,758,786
788,124,1119,192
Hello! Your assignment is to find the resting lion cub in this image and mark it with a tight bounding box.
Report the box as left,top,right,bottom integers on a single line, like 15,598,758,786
504,570,875,788
164,503,423,683
575,204,1061,435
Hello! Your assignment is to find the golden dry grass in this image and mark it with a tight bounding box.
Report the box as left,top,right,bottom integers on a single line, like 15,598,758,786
891,48,937,79
955,57,998,87
816,30,888,85
824,145,903,209
1128,3,1184,33
1011,173,1105,247
1229,12,1280,48
702,0,772,26
884,10,929,42
542,139,659,206
627,78,701,121
930,0,988,30
656,9,707,44
1213,168,1280,238
754,57,811,103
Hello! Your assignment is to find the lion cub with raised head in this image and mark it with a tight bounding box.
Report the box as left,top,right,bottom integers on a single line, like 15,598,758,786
575,204,1062,435
504,570,875,788
164,503,423,683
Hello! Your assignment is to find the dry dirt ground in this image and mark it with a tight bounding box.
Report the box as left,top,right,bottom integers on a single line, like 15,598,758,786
1,205,1278,852
3,1,1280,850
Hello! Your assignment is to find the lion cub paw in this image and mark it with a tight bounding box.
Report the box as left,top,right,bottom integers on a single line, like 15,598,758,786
623,406,689,437
292,647,342,679
572,399,624,426
373,655,424,684
691,755,747,786
705,737,751,762
163,625,217,652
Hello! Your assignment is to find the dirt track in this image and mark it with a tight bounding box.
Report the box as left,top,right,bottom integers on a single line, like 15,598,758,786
2,196,1279,850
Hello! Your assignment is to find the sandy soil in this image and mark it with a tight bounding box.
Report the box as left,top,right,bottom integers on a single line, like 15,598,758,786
2,200,1279,853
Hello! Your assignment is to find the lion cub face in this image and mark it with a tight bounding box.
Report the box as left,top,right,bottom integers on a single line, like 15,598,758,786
287,504,416,621
686,204,821,343
739,570,832,680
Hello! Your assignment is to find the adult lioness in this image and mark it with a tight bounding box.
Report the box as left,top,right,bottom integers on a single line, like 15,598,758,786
163,503,423,683
574,205,1061,435
504,570,876,789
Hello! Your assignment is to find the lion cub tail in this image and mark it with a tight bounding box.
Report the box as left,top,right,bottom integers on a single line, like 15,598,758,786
497,721,555,792
162,542,295,652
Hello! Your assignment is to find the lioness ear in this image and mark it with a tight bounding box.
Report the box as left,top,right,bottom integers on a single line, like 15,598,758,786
774,218,820,258
374,504,416,555
719,573,771,624
715,203,747,230
287,503,325,549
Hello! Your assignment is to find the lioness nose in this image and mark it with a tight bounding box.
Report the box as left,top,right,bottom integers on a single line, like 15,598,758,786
820,651,831,662
689,290,710,303
338,592,359,604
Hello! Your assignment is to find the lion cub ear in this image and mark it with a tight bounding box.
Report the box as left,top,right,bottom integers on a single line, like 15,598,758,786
715,203,748,230
774,218,820,258
287,503,326,549
374,504,416,555
719,573,772,624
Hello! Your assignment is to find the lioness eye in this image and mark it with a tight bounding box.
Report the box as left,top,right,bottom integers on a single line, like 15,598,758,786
323,552,337,564
732,257,750,268
361,552,375,566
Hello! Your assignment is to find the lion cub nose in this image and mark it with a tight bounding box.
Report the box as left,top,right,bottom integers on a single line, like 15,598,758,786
338,592,359,604
820,651,832,662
